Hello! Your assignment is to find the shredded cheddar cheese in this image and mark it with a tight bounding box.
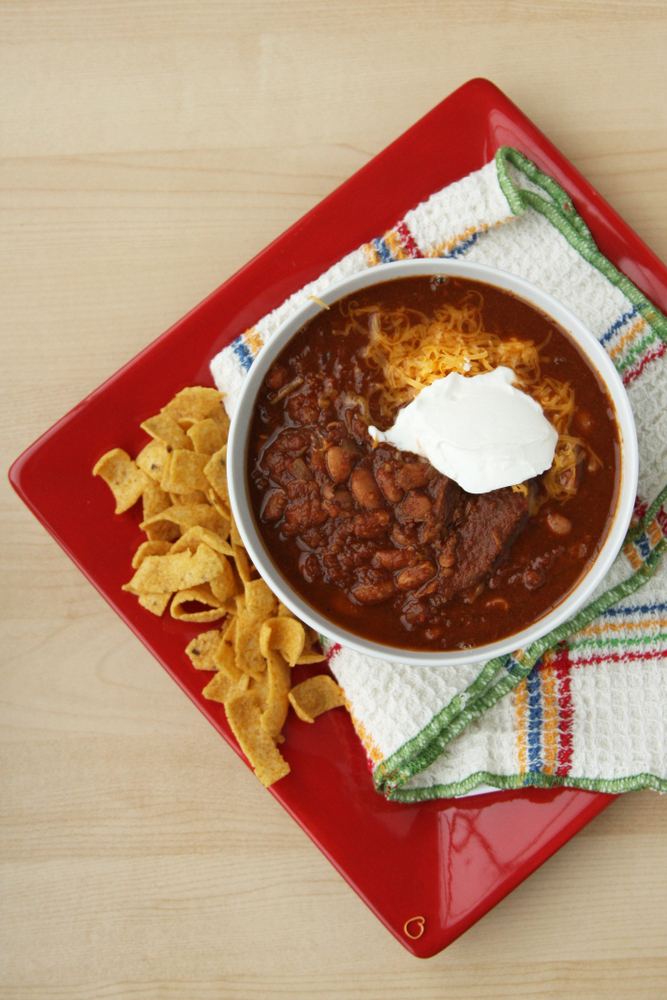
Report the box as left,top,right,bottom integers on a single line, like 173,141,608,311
309,295,331,310
342,295,593,503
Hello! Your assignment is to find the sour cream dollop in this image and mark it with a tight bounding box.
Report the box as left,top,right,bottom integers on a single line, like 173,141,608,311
369,366,558,494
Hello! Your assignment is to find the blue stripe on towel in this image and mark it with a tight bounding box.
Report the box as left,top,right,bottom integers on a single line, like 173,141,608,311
600,600,667,619
372,237,395,264
599,307,636,347
526,668,543,772
232,335,254,372
442,230,483,258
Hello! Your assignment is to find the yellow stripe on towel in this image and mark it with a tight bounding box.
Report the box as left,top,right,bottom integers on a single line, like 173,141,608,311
576,618,664,639
514,677,528,775
363,243,381,266
541,658,559,775
609,316,648,360
245,326,265,358
425,217,513,258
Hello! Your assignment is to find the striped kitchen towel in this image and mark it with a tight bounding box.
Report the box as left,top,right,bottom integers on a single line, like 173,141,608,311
211,148,667,800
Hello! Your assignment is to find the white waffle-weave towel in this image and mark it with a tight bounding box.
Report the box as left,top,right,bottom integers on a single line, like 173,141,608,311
211,148,667,799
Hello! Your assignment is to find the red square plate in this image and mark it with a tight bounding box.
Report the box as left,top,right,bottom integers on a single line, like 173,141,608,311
10,79,667,958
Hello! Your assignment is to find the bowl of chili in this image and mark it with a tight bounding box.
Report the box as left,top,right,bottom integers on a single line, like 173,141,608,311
227,259,638,666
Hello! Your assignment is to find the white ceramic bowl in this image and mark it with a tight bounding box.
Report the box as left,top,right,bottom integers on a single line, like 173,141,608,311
227,259,638,666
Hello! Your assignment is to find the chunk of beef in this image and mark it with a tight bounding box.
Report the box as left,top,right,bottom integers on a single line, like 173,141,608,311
285,478,319,500
438,487,531,603
287,391,320,424
284,497,329,529
261,489,287,521
261,429,311,486
428,475,462,522
352,510,391,539
321,487,356,519
419,475,462,544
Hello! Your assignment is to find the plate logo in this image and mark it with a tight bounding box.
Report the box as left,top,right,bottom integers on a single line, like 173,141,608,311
403,915,425,939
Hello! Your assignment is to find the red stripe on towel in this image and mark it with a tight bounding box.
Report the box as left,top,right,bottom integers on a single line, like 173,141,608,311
572,647,667,667
396,221,422,258
553,648,574,777
622,341,667,386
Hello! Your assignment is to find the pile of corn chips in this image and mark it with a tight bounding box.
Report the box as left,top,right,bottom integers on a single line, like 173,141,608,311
93,385,346,786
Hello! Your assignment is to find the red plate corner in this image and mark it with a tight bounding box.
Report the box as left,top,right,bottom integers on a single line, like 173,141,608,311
10,79,666,957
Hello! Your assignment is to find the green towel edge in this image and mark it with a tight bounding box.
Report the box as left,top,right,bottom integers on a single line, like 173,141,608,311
387,769,667,803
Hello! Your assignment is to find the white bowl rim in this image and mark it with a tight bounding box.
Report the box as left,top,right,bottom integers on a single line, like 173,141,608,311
227,259,639,667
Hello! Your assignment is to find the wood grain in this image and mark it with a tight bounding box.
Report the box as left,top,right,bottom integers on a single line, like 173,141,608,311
2,2,667,997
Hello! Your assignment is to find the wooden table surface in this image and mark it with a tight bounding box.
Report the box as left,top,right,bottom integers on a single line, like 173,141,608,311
2,2,667,997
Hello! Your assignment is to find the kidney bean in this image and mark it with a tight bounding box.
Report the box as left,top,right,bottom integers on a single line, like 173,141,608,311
373,548,412,570
524,568,545,590
299,552,321,583
375,462,404,503
396,462,432,490
326,444,357,483
351,579,396,604
261,489,287,521
350,468,384,509
546,512,572,535
399,490,432,521
438,535,457,568
391,523,418,547
462,581,485,604
266,365,288,390
396,560,436,591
